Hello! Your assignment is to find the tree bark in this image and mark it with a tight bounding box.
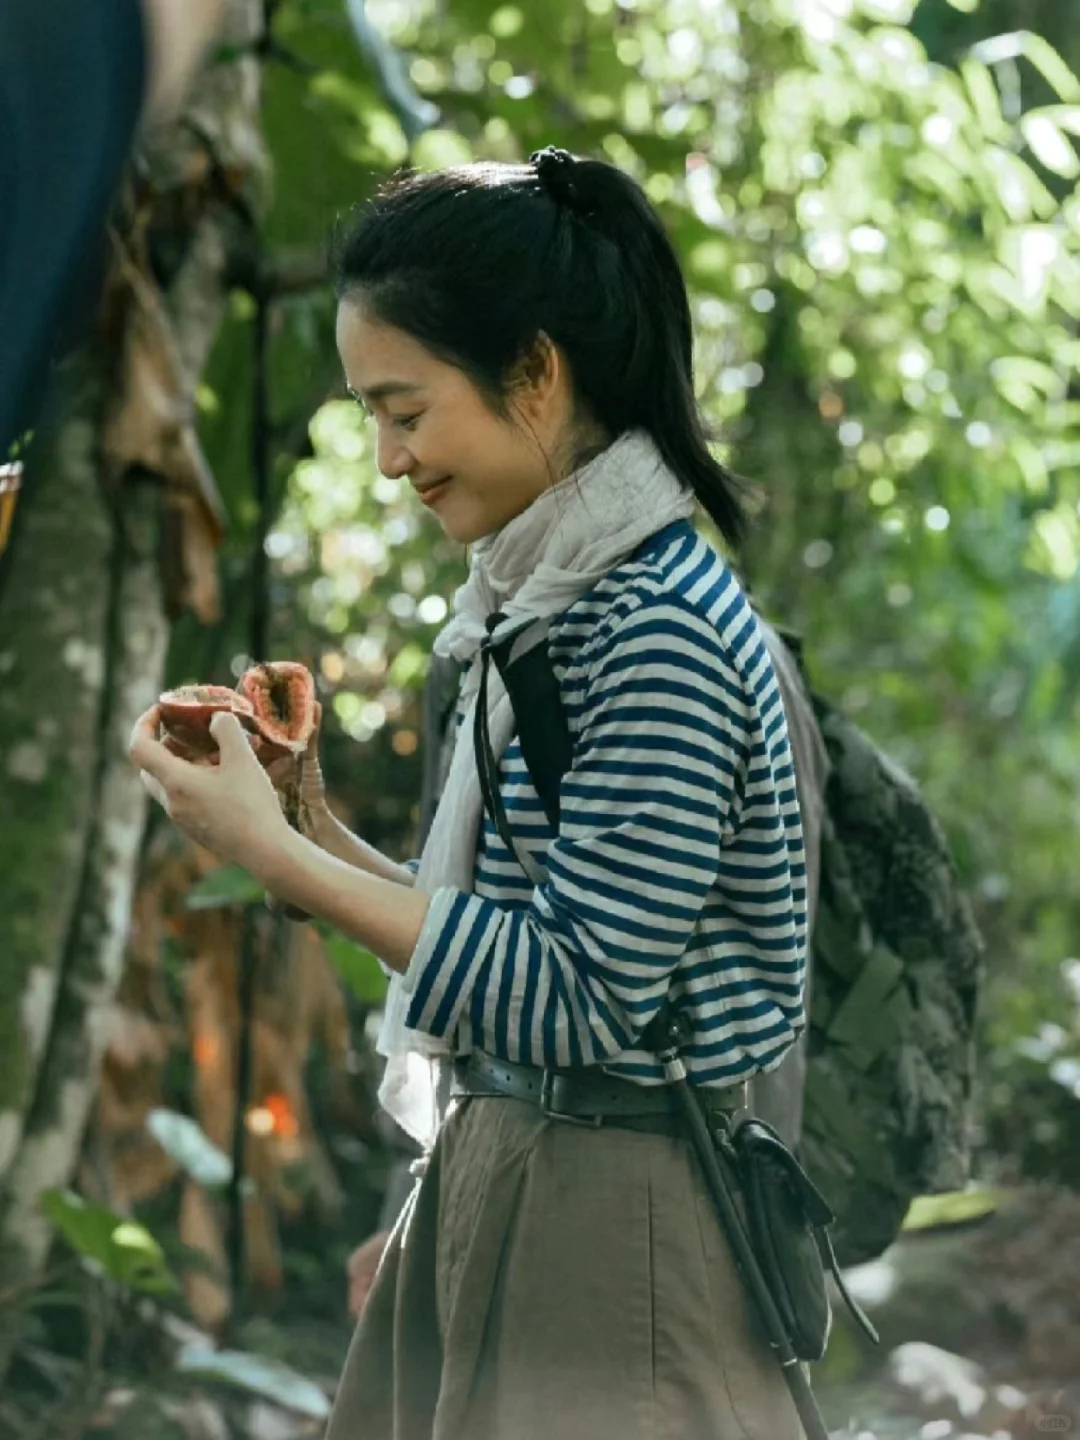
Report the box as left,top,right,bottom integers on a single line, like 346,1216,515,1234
0,0,265,1382
0,375,113,1190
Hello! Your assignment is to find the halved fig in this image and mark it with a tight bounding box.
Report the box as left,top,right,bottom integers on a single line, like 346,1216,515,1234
158,685,258,761
237,661,317,764
238,661,319,922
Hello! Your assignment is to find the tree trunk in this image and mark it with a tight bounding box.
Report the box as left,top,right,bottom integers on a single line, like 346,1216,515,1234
0,0,265,1381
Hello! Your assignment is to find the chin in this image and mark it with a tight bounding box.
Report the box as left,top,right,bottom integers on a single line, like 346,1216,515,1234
439,507,500,546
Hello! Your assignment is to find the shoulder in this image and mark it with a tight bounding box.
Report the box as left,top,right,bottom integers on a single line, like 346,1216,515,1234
556,520,769,702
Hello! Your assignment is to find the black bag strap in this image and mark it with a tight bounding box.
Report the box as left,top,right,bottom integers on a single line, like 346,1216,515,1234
473,636,522,863
475,612,574,835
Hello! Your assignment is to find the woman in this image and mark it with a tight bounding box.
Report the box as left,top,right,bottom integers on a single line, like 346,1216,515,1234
130,147,808,1440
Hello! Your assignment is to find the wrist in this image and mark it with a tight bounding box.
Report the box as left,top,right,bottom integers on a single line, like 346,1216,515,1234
249,818,306,895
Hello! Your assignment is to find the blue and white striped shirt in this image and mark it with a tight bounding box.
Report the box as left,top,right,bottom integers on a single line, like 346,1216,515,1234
405,520,808,1087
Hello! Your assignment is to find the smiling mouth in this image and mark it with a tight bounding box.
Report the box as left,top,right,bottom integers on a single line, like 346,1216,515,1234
416,477,452,506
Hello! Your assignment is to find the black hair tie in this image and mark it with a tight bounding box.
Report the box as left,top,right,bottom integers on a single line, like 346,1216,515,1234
530,145,580,210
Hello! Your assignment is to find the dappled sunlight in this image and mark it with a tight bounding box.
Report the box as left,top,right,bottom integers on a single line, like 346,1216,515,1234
4,0,1080,1434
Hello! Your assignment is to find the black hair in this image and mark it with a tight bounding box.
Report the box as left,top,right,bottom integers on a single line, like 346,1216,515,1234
332,148,746,549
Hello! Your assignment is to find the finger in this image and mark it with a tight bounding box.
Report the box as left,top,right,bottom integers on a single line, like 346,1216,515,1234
209,709,258,765
264,751,299,785
128,704,190,789
140,769,171,812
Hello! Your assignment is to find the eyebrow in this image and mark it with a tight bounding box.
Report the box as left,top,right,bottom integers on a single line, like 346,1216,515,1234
347,380,424,406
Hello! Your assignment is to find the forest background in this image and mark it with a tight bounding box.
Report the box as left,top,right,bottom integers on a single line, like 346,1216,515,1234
3,0,1080,1435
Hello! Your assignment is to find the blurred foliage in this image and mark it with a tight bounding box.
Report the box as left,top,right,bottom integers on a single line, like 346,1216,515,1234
173,1341,331,1418
160,0,1080,1187
40,1191,176,1296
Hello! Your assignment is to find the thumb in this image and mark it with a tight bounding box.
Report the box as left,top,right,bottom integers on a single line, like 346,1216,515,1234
209,710,255,763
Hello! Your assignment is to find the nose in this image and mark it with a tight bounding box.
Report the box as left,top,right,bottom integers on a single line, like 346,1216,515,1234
375,426,413,480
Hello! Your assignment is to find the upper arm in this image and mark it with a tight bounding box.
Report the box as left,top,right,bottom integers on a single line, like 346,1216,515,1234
530,597,754,1005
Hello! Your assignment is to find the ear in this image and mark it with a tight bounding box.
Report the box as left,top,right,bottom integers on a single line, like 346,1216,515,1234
508,331,562,419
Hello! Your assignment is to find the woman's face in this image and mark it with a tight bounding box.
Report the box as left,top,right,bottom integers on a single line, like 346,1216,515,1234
335,300,565,544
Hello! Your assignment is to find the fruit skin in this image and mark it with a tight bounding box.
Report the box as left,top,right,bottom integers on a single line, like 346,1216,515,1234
237,661,317,765
237,662,318,923
158,686,258,761
157,663,318,922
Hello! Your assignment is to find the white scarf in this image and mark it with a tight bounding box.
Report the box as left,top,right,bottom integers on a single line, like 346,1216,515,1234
376,429,696,1147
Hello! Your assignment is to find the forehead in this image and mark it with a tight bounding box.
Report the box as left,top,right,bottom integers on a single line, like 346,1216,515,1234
335,301,441,395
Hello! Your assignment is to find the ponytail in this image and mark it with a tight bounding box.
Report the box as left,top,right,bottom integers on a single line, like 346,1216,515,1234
334,149,748,549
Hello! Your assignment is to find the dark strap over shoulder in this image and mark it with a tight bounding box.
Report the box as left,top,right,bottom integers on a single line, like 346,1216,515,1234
477,612,574,833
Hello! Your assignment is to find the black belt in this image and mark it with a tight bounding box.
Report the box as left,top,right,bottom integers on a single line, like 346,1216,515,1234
452,1050,747,1135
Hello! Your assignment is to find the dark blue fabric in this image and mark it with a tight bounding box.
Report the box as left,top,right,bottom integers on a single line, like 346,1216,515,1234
0,0,146,455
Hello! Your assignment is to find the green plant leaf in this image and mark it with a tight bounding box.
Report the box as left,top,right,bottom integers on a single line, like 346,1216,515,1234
1021,114,1080,178
185,864,264,910
41,1191,176,1294
901,1187,1004,1231
175,1343,331,1418
146,1108,233,1189
970,32,1080,104
317,925,389,1003
959,57,1007,140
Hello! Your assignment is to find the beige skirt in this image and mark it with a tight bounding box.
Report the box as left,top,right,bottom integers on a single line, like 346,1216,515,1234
326,1093,803,1440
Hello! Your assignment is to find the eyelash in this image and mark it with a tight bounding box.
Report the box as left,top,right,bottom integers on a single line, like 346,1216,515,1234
347,392,420,434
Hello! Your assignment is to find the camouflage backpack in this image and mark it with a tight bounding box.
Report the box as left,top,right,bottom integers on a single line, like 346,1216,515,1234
417,625,984,1269
795,669,984,1265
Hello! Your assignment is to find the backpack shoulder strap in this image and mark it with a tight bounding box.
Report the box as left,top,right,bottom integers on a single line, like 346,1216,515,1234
481,614,574,832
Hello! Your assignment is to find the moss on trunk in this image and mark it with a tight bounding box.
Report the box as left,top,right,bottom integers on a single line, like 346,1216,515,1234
0,377,112,1185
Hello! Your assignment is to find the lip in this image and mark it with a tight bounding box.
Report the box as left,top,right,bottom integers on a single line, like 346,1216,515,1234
416,477,452,507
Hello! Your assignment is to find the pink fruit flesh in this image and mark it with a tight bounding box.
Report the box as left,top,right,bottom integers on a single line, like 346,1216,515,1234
236,662,316,754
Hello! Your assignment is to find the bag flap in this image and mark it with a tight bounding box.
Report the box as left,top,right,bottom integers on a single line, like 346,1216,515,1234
733,1117,835,1229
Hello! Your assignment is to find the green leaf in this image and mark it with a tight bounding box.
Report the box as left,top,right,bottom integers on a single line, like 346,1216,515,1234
317,927,389,1003
970,32,1080,104
990,355,1064,396
175,1343,331,1419
146,1108,233,1189
388,642,429,690
1027,505,1080,581
1010,436,1051,493
411,128,475,170
1027,104,1080,138
185,864,264,910
959,58,1007,141
982,146,1057,222
1021,114,1080,179
901,1187,1003,1231
41,1191,176,1294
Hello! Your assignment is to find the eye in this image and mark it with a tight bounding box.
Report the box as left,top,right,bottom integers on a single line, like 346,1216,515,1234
393,413,422,433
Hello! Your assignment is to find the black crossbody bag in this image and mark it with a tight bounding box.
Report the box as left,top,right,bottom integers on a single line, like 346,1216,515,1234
473,615,878,1381
725,1113,875,1361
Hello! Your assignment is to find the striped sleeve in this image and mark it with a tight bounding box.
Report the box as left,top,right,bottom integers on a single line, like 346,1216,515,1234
401,595,754,1067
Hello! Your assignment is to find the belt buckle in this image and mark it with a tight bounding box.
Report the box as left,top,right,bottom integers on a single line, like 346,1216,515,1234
539,1070,604,1128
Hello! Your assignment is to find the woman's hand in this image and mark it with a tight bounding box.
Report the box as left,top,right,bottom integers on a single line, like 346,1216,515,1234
347,1230,391,1321
129,704,291,876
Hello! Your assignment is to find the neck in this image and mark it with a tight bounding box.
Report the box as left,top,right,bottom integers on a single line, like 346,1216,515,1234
551,416,613,486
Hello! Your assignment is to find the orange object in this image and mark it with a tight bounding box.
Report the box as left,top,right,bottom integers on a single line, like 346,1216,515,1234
0,463,22,558
193,1032,220,1069
261,1090,300,1139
